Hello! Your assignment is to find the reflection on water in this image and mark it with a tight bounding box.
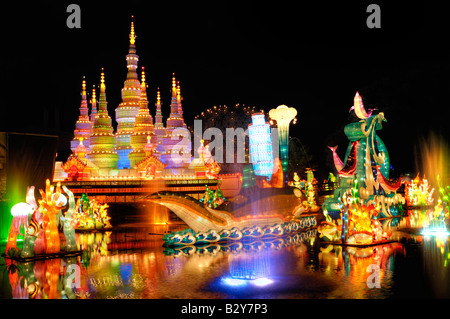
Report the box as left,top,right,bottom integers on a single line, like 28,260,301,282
318,243,404,298
1,212,450,299
423,235,450,297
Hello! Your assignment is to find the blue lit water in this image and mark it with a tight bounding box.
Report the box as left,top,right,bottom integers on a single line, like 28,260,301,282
1,211,449,299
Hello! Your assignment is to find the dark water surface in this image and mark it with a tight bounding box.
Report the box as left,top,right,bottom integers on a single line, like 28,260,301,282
1,212,449,299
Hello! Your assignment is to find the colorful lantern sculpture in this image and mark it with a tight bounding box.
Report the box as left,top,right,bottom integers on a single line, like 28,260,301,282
269,105,297,186
61,186,77,251
323,92,405,218
5,202,32,256
38,180,65,254
405,173,435,207
248,113,274,179
20,187,42,258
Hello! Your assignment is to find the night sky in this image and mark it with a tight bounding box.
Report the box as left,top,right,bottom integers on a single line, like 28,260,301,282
2,1,449,180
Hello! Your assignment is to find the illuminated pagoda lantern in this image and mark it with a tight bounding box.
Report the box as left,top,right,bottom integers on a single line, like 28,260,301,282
62,138,98,180
160,74,191,173
115,16,142,169
153,87,166,144
70,77,93,154
248,112,274,180
136,135,166,179
89,69,119,172
189,139,213,178
129,67,157,168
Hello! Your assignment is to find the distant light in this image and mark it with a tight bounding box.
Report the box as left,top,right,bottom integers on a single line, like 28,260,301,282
422,229,450,237
221,276,274,288
222,277,247,287
252,277,274,287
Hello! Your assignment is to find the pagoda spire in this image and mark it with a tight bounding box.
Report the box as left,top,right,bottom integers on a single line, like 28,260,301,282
89,69,119,169
176,80,185,124
115,15,142,169
71,76,92,154
166,73,185,129
100,69,106,92
129,15,136,45
89,85,98,122
156,87,161,108
153,87,166,144
139,66,149,114
170,73,178,112
82,76,87,96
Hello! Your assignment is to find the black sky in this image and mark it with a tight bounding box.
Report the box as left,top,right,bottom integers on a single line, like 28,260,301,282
1,0,449,180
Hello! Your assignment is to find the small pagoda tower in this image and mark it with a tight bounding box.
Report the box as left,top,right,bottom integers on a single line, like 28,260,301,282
63,138,98,180
89,69,119,171
129,67,157,168
71,77,92,154
153,87,166,143
160,74,191,171
136,136,165,178
115,16,142,169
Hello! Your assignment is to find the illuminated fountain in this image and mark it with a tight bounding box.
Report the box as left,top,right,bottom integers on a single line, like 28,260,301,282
420,176,450,236
414,133,450,236
147,202,169,225
226,247,272,287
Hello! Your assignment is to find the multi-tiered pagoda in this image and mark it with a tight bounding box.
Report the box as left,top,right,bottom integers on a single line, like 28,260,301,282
55,17,211,182
53,16,245,202
88,69,119,170
115,16,142,169
70,77,92,153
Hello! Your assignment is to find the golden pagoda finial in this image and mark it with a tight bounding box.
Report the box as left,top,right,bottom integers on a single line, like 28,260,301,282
172,73,177,97
130,15,136,45
91,85,97,104
141,66,146,87
177,80,181,102
100,68,105,91
157,87,161,104
82,76,87,96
